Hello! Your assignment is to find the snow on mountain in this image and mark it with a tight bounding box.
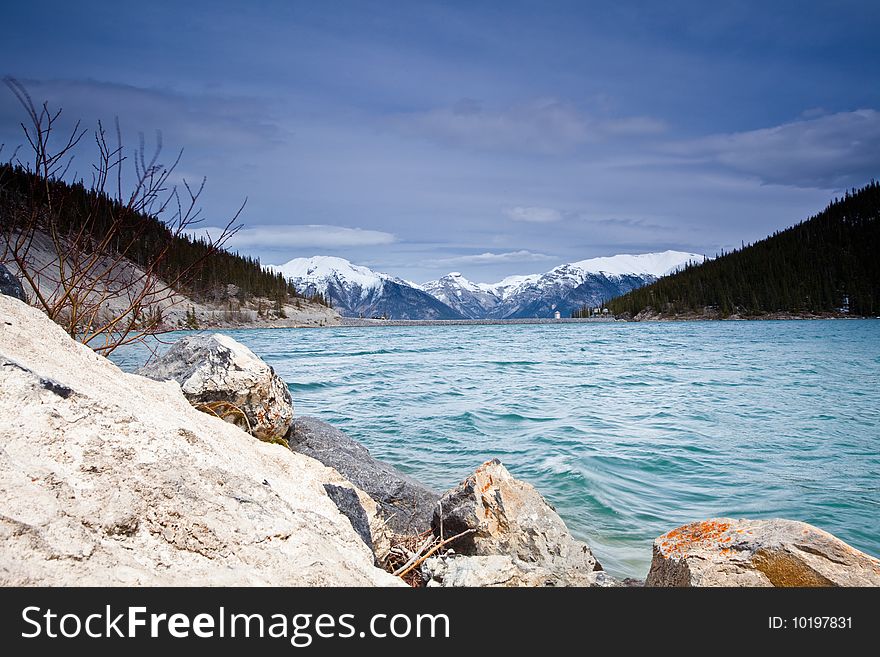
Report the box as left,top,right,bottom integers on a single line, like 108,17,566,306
421,272,504,319
270,256,387,296
270,256,463,320
421,250,703,319
478,273,542,300
568,251,702,278
269,251,703,320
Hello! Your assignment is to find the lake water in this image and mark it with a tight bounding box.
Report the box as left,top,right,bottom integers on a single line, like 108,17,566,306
112,320,880,578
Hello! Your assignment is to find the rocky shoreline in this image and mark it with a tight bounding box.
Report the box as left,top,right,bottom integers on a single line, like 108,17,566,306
628,307,869,322
1,292,878,587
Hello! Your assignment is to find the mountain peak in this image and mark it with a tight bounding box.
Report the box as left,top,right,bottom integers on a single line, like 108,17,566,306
270,256,463,320
271,256,387,291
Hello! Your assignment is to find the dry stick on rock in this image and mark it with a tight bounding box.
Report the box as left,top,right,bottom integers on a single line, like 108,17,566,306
391,535,436,577
386,528,433,572
193,400,253,435
395,528,477,579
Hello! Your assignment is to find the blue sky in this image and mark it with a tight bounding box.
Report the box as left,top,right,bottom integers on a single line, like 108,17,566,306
2,0,879,282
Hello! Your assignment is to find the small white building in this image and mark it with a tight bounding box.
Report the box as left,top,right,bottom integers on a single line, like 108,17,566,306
553,310,561,319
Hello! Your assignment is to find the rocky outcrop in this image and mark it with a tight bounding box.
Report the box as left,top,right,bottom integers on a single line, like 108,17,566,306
0,294,401,586
289,417,439,532
0,263,25,301
138,333,293,443
428,459,602,586
646,518,880,587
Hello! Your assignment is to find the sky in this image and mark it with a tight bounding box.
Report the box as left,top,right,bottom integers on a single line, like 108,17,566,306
2,0,879,283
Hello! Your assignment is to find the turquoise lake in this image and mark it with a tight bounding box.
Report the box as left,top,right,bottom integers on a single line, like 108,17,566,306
113,320,880,578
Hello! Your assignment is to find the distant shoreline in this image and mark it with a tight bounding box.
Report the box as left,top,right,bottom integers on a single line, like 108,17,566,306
174,312,876,332
339,317,620,327
331,314,874,328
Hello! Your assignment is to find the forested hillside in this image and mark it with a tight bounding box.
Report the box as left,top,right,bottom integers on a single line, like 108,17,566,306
0,163,329,308
609,181,880,318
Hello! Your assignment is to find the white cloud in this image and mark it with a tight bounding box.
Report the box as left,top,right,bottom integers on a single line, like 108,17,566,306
392,98,666,155
669,109,880,187
188,224,396,249
428,250,557,265
394,98,587,154
504,206,563,223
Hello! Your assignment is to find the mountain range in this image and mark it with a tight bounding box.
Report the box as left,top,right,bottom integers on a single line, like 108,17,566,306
270,251,703,320
268,256,461,320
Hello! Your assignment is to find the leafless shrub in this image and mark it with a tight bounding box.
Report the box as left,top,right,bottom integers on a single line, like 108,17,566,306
1,77,242,355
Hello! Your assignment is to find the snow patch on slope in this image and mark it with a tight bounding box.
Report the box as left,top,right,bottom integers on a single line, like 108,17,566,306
569,250,703,277
270,256,388,293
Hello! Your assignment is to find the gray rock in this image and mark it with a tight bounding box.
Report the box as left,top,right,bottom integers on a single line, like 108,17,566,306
0,264,25,301
646,518,880,587
138,333,293,442
289,416,439,533
323,483,374,555
432,459,601,579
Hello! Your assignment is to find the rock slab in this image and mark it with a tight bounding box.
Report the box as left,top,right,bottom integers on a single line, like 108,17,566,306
0,263,25,301
289,416,439,532
430,458,601,582
423,553,618,587
139,333,293,442
646,518,880,587
0,294,400,586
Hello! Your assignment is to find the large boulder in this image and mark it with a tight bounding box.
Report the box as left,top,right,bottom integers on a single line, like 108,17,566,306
289,417,439,533
139,333,293,443
0,263,25,301
646,518,880,587
431,459,601,582
0,294,401,585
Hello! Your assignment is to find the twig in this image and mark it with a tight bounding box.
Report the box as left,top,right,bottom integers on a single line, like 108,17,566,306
392,535,435,577
395,528,476,579
193,400,253,434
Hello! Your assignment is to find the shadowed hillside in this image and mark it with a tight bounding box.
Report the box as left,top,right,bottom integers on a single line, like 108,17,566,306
0,163,328,309
609,181,880,318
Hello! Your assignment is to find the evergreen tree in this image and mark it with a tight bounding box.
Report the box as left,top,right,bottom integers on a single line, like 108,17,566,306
0,164,332,309
608,181,880,317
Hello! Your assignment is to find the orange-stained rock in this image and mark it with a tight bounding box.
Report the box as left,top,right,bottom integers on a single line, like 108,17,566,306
646,518,880,587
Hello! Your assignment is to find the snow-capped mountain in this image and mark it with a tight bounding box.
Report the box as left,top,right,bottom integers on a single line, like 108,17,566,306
421,272,506,318
270,251,703,320
269,256,464,319
422,250,703,319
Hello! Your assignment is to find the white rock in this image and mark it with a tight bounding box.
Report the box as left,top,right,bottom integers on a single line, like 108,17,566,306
0,294,401,586
422,553,614,587
138,333,294,442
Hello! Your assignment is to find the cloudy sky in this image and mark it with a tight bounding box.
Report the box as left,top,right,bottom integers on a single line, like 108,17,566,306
2,0,878,282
